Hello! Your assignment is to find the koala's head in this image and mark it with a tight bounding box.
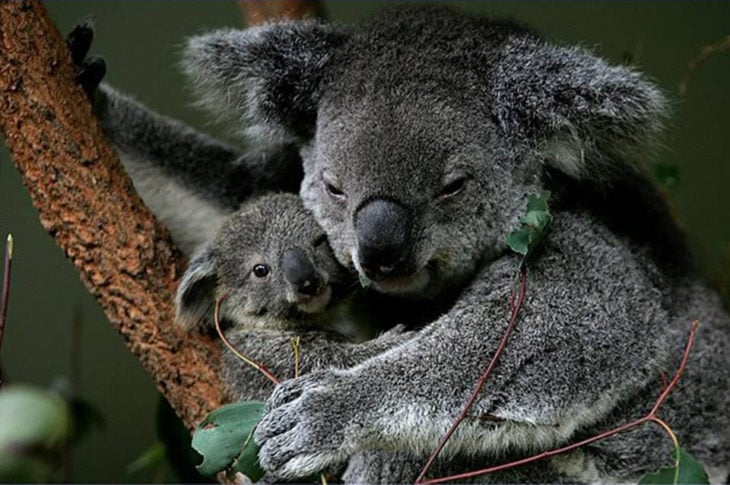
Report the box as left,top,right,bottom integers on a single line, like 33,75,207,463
176,193,347,330
183,6,665,297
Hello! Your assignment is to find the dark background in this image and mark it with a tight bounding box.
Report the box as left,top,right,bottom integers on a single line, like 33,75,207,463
1,1,728,481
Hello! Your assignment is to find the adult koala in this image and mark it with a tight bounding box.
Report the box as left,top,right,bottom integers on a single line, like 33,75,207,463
178,6,730,483
80,5,729,483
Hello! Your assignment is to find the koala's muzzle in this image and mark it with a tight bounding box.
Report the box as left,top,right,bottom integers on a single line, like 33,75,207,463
355,199,413,280
281,248,322,296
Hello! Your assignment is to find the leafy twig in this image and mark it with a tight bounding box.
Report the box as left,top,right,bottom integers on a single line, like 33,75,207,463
213,295,280,385
417,321,700,484
416,266,528,483
679,35,730,96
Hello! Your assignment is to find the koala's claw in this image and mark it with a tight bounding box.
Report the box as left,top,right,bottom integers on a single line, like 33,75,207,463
66,22,94,65
255,403,299,441
66,22,106,100
255,369,358,477
76,56,106,100
265,370,334,410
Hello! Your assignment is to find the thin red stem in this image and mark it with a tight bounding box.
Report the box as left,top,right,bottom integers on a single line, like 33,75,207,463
0,235,14,388
416,267,527,483
418,320,701,484
649,320,698,416
421,417,650,484
214,294,280,386
0,235,13,351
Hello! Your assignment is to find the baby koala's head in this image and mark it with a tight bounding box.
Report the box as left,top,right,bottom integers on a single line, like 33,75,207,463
176,193,349,331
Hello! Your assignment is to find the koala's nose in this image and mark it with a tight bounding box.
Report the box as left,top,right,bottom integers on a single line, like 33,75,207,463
280,248,321,296
355,198,412,280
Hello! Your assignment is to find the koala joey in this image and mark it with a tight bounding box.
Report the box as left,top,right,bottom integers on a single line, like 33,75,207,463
175,192,411,401
71,7,729,484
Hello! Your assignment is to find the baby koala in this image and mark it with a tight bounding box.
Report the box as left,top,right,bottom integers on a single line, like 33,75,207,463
175,192,410,401
176,193,449,483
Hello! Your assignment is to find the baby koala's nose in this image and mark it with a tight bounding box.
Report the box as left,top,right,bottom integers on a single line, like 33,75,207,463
281,248,322,296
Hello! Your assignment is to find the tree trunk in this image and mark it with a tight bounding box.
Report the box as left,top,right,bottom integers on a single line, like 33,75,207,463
0,0,225,430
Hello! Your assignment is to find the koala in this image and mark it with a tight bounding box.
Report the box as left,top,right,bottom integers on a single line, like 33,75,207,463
71,6,729,484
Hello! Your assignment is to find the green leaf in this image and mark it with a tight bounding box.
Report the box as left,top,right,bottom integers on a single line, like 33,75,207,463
522,210,552,229
230,430,265,482
0,386,70,450
192,401,265,480
506,227,532,256
0,386,71,482
526,191,551,212
638,448,709,485
506,191,553,257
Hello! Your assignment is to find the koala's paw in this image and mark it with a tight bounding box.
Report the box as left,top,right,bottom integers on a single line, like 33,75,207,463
254,369,363,479
66,21,106,100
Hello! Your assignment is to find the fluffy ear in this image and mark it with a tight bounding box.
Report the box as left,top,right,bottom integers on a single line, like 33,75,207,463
490,37,667,181
182,21,350,141
175,246,218,331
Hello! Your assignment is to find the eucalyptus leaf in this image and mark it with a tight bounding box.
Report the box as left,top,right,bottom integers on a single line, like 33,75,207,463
522,210,552,229
230,430,265,482
638,448,709,485
506,191,553,257
526,191,551,212
192,401,265,479
506,227,532,256
0,386,71,482
0,386,70,450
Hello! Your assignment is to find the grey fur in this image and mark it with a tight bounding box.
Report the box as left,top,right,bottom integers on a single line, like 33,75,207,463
95,85,303,253
95,5,729,483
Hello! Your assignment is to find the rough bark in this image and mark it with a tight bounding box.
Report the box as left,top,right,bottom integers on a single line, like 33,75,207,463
0,0,225,430
238,0,324,25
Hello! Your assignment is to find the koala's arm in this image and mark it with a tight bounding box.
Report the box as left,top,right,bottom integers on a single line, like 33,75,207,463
220,325,416,402
254,213,685,479
94,85,303,253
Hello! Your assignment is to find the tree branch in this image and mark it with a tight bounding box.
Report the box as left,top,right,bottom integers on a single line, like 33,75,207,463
0,0,226,430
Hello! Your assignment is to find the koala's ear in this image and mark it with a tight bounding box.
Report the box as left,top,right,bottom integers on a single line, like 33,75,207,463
182,21,350,141
491,38,667,180
175,246,218,331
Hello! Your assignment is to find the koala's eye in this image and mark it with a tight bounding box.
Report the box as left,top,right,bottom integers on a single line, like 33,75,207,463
437,174,470,199
252,264,270,278
322,174,347,202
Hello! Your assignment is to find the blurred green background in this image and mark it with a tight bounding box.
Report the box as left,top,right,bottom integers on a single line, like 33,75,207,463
0,1,728,481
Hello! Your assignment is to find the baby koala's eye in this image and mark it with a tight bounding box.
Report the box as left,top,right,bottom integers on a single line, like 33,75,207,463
252,264,270,278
